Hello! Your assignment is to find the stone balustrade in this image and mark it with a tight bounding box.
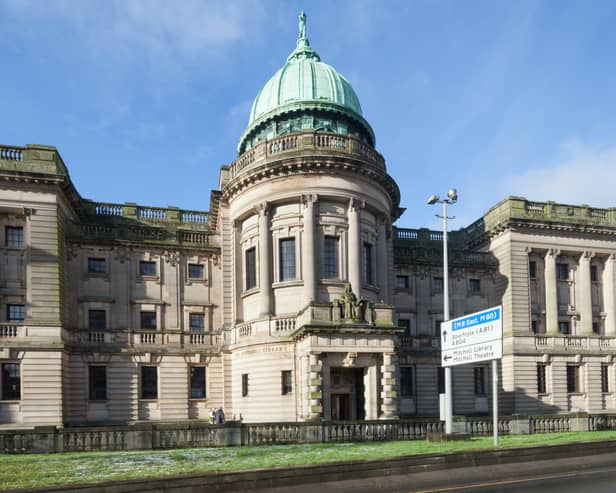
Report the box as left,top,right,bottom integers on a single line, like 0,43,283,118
228,130,386,179
1,413,610,453
522,335,616,352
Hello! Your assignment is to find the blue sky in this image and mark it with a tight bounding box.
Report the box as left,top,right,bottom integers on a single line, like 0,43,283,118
2,0,616,230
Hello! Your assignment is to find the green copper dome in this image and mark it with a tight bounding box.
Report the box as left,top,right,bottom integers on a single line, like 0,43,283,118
238,12,374,154
248,41,363,124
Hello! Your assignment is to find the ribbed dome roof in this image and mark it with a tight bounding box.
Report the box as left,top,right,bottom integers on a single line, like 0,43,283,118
248,39,363,124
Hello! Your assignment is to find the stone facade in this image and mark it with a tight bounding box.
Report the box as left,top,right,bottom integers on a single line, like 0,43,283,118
2,22,616,427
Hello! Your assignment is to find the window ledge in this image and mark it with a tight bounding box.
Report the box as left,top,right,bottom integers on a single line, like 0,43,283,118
241,288,259,299
272,280,303,289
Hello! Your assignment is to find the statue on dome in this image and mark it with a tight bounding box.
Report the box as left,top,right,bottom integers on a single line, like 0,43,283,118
298,11,306,39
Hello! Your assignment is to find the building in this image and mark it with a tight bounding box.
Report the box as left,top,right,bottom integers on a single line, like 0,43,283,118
1,16,615,427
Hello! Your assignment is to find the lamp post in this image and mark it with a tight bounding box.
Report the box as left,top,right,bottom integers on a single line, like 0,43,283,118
427,188,457,435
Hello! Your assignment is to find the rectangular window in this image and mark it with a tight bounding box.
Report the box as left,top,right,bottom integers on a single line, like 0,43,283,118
558,321,570,335
190,367,206,399
281,370,293,395
323,236,339,278
242,373,249,397
474,366,486,396
591,265,599,282
88,366,107,401
7,304,25,323
141,366,158,399
531,320,538,333
432,277,443,291
1,363,20,400
566,365,580,393
88,310,106,330
140,311,157,330
434,319,443,337
529,260,537,279
437,367,445,394
537,364,547,394
245,247,256,290
557,263,569,281
5,226,23,249
601,364,609,394
188,263,204,279
398,318,411,336
400,366,415,396
395,275,409,289
87,257,106,274
362,243,373,285
139,261,156,276
469,278,481,293
279,238,296,281
189,313,205,332
593,321,601,334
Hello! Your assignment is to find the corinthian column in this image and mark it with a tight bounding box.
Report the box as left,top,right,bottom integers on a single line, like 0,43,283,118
257,203,271,317
603,254,616,336
545,249,559,334
578,251,594,335
302,195,317,305
347,198,362,294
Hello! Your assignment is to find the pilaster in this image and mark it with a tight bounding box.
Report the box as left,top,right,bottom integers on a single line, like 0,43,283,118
348,198,362,294
604,254,616,336
307,353,323,421
302,194,317,305
257,203,271,317
578,251,594,335
545,249,559,335
380,352,398,419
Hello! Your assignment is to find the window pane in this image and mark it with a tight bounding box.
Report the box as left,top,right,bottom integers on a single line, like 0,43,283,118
395,275,409,289
2,363,20,400
279,238,296,281
601,364,609,394
141,366,158,399
188,263,204,279
566,365,578,393
557,263,569,280
400,367,415,396
323,236,338,278
242,373,249,397
190,367,206,399
432,277,443,291
398,319,411,336
469,279,481,292
529,260,537,279
189,313,204,332
474,367,486,395
88,310,106,330
591,265,598,282
87,258,106,274
140,311,157,330
537,364,546,394
88,366,107,401
5,226,23,248
281,370,292,395
140,261,156,276
7,305,25,323
245,247,256,290
362,243,373,285
558,321,570,334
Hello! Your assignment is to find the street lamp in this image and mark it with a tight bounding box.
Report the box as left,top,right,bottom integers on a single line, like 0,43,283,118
427,188,457,434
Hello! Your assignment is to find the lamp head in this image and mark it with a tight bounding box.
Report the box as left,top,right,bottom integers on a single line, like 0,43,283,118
447,188,458,202
427,194,440,205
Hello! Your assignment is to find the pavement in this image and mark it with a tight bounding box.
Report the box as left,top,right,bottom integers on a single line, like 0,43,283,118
247,451,616,493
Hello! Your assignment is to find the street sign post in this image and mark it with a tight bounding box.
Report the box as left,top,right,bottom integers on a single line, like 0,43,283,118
440,306,503,445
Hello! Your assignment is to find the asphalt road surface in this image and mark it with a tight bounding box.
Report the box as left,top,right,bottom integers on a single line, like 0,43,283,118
249,451,616,493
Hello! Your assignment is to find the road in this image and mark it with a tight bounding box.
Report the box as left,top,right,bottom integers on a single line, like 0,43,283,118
249,451,616,493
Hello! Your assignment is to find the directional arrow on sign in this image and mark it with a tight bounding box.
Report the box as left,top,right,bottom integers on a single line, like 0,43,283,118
442,329,448,343
443,355,452,361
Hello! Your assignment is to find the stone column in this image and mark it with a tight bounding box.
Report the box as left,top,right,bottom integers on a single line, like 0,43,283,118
348,198,362,294
603,254,616,336
545,249,559,335
302,195,317,305
578,251,594,335
307,353,323,421
380,352,398,419
376,216,389,303
257,204,271,317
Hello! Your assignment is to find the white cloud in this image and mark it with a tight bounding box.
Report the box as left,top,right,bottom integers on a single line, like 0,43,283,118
505,139,616,208
1,0,266,67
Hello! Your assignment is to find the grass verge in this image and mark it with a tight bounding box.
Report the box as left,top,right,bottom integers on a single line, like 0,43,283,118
1,430,616,490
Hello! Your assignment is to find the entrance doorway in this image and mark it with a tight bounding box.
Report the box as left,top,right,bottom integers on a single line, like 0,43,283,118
330,367,365,421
